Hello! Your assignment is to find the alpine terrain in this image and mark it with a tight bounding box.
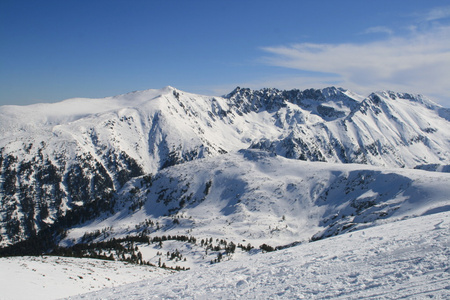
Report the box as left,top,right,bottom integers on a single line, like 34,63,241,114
0,86,449,299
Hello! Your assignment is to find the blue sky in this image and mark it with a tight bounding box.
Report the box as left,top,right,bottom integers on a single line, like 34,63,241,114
1,1,450,106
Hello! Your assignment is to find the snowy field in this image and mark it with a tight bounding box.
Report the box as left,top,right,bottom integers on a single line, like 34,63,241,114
1,211,448,300
0,256,172,300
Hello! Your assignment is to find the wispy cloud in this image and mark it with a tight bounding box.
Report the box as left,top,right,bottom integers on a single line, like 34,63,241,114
421,6,450,22
260,23,450,106
362,26,393,35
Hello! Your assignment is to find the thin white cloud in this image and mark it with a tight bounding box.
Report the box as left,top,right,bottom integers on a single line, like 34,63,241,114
422,6,450,22
260,25,450,106
362,26,393,35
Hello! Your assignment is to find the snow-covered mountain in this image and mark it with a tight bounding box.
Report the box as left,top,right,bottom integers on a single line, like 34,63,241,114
0,86,449,252
38,149,448,272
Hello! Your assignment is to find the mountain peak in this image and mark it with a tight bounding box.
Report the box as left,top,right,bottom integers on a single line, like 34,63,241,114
368,90,440,109
161,85,177,93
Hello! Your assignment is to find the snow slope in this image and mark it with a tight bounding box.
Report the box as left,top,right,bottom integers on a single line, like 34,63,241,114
59,150,450,269
67,211,450,299
0,255,171,300
1,211,447,300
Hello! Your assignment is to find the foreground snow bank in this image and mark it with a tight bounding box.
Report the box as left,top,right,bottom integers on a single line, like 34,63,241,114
71,211,450,299
0,256,171,300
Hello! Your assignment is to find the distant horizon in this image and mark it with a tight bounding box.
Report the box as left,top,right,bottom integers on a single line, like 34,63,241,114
1,1,450,107
0,84,448,109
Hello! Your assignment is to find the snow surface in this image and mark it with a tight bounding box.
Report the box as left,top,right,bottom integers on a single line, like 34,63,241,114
1,211,444,300
60,150,450,265
72,212,450,299
0,256,172,300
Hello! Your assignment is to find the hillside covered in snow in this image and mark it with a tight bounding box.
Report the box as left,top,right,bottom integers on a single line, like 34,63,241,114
1,86,449,249
71,211,450,300
52,149,450,270
1,211,448,299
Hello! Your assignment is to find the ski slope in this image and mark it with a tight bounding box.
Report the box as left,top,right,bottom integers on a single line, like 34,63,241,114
0,256,171,300
1,211,447,299
70,211,450,300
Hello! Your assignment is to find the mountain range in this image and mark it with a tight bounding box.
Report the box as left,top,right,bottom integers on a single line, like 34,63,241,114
0,86,449,265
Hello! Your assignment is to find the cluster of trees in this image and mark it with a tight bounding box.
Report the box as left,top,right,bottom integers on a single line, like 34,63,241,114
52,236,142,263
238,243,254,252
259,243,275,252
0,152,116,246
130,219,161,236
202,238,236,254
0,136,148,247
151,234,197,245
80,227,114,243
52,233,193,271
48,231,260,269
